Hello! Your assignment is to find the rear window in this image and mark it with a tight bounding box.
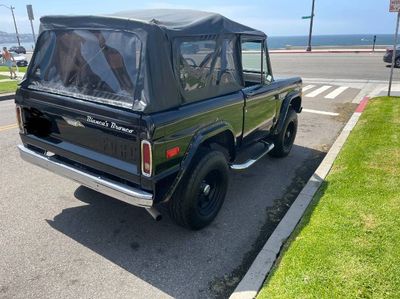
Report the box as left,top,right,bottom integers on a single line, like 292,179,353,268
27,29,147,110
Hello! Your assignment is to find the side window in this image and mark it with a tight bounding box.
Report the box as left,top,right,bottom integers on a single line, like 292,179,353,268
241,41,262,75
179,40,216,92
176,37,241,102
241,40,271,86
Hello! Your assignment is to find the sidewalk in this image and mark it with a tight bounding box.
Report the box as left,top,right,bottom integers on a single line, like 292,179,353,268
0,71,24,80
270,48,386,54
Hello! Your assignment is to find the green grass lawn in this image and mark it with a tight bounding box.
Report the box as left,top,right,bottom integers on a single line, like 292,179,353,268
0,81,18,94
0,74,9,80
258,97,400,298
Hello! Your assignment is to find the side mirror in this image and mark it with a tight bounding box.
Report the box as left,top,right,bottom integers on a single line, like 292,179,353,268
266,74,273,83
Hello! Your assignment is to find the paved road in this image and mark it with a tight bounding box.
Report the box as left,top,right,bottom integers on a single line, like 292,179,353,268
23,51,397,82
0,82,359,298
271,52,400,82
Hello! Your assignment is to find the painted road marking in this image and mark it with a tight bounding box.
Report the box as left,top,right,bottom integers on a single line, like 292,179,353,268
302,85,316,92
0,123,18,132
305,85,332,97
302,108,339,116
325,86,349,99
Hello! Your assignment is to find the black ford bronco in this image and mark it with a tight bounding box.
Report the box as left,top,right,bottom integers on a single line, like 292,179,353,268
16,9,302,230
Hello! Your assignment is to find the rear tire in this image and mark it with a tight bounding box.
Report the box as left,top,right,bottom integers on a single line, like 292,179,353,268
269,107,298,158
169,148,229,230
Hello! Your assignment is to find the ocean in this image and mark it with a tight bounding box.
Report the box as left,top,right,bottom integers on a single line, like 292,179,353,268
267,34,394,49
1,34,396,51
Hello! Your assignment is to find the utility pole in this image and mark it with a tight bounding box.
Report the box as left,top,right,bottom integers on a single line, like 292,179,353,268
0,4,21,46
306,0,316,52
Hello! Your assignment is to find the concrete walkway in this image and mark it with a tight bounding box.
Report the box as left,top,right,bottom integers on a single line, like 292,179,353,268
270,48,386,54
0,71,24,80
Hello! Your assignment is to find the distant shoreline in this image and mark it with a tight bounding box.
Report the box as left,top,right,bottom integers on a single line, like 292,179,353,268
0,33,394,51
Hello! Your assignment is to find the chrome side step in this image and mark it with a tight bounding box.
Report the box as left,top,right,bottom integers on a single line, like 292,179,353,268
230,141,274,170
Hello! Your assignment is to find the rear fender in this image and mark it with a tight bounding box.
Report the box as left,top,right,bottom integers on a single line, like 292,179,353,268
161,121,235,203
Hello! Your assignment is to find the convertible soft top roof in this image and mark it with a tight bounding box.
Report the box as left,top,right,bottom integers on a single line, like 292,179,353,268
110,9,266,37
40,9,266,38
36,9,266,113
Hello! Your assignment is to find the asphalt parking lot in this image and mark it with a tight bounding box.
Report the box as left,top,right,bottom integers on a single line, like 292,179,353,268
0,78,361,298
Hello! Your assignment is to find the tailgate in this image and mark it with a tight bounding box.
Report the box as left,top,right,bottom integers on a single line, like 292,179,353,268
18,89,143,185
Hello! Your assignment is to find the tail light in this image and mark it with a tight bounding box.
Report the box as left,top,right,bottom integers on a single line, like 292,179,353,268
15,105,24,133
141,140,152,177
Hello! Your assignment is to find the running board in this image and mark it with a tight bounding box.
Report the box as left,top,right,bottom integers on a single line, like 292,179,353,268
230,141,275,170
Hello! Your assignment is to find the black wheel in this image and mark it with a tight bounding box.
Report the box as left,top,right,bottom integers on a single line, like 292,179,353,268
395,58,400,68
169,148,229,230
269,107,298,158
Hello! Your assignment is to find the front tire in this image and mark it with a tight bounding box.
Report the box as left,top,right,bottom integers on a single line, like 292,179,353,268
269,107,298,158
169,148,229,230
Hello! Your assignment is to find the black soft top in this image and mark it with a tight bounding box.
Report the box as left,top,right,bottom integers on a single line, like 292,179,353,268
110,9,265,37
40,9,265,38
35,10,266,113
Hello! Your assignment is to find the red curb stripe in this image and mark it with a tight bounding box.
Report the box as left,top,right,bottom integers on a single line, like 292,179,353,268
355,96,369,113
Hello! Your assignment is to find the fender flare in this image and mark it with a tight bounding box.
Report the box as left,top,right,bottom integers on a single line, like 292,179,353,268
161,121,235,203
273,91,302,135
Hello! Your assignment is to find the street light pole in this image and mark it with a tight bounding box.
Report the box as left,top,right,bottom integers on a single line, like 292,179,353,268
306,0,316,52
0,4,21,46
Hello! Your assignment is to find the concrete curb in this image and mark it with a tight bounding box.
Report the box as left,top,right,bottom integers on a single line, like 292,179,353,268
0,93,15,101
230,97,370,299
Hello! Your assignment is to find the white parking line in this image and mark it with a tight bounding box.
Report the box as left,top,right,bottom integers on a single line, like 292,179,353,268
302,108,339,116
302,85,315,92
305,85,332,97
325,86,349,99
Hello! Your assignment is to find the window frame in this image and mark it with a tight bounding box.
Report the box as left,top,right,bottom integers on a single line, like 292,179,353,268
239,36,274,87
263,40,274,84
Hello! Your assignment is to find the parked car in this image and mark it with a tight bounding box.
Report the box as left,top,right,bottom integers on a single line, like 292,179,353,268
0,52,28,67
384,45,400,67
15,9,302,230
9,46,26,54
10,52,28,67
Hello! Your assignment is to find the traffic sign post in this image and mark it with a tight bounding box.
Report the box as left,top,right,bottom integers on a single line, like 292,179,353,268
306,0,316,52
26,4,36,43
389,0,400,96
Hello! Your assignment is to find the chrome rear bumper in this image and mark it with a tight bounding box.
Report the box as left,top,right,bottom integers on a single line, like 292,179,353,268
18,144,153,208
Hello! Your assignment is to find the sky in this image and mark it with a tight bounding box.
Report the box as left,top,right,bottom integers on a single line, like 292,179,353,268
0,0,397,36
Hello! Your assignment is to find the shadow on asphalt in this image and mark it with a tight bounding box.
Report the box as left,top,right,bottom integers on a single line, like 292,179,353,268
46,144,325,298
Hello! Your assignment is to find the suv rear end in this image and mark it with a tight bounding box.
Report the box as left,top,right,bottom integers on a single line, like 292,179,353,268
16,28,155,209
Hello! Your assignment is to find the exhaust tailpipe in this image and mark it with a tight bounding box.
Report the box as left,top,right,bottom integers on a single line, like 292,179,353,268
146,207,162,221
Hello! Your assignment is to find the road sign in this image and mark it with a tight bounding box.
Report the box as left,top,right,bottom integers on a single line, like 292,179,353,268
26,4,34,20
390,0,400,12
302,16,312,19
26,4,36,43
